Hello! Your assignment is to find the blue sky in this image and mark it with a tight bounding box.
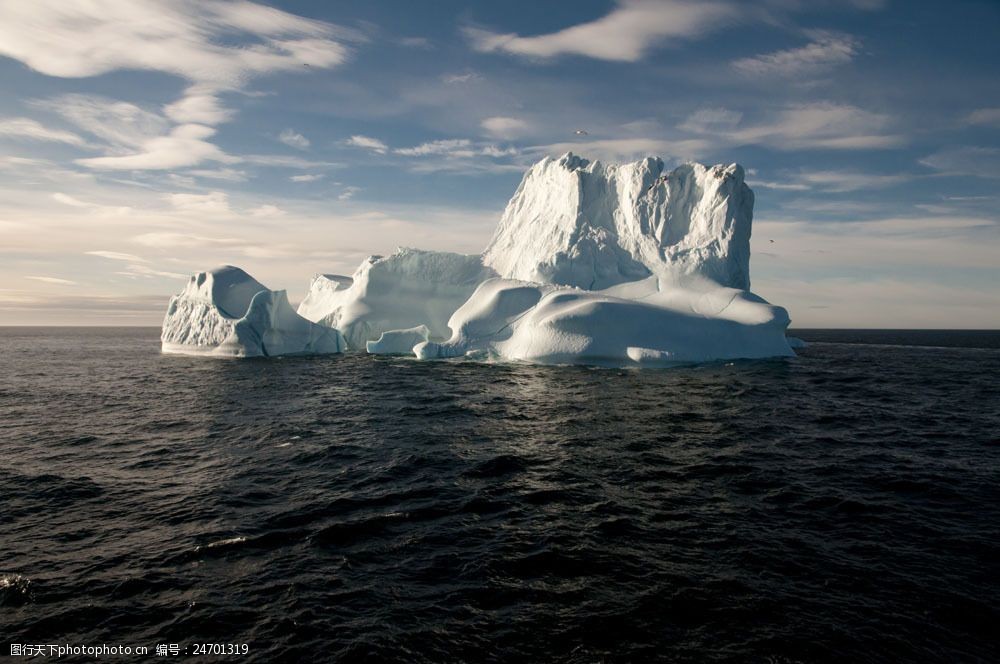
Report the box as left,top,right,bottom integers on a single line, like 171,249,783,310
0,0,998,326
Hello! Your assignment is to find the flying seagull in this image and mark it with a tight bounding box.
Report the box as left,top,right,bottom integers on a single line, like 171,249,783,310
574,129,588,136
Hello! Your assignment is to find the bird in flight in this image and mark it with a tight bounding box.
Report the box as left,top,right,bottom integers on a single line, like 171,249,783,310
574,129,588,136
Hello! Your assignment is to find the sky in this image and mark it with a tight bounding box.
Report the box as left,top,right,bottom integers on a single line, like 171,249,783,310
0,0,998,328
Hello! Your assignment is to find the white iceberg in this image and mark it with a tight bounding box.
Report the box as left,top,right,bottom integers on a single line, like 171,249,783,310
161,152,794,366
296,248,497,350
161,266,344,357
366,325,430,355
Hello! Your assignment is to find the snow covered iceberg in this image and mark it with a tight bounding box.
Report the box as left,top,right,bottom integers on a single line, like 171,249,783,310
161,266,344,357
296,248,496,350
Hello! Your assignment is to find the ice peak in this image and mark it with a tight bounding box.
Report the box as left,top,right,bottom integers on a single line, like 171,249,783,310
483,153,753,291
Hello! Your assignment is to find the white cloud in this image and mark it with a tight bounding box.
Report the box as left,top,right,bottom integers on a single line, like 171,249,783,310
0,117,86,145
290,173,324,182
167,191,231,215
279,129,310,149
733,32,859,77
464,0,738,62
442,72,480,84
1,1,360,170
338,186,360,201
26,276,78,285
86,250,147,262
187,168,247,181
680,103,904,150
0,0,358,86
346,135,388,154
164,86,234,125
754,170,906,192
52,192,92,207
481,116,530,139
249,204,286,217
115,263,187,280
395,139,473,157
32,94,168,148
481,145,519,158
964,108,1000,127
920,147,1000,178
77,124,238,170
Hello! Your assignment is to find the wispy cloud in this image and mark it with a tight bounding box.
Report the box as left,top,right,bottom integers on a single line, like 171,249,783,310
754,170,907,192
481,116,530,139
920,147,1000,178
346,135,388,154
115,264,187,280
0,117,86,146
464,0,739,62
290,173,324,182
338,186,360,201
733,32,859,77
963,108,1000,128
442,72,480,84
26,275,78,285
680,103,904,150
86,250,148,262
32,94,168,148
0,1,361,170
77,124,238,170
395,139,474,157
166,191,232,215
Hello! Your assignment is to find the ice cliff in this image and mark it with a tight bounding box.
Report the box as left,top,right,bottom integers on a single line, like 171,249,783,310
162,152,793,365
483,153,753,291
161,266,344,357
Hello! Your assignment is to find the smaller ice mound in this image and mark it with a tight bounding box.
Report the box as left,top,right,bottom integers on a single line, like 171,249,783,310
416,277,793,366
161,266,344,358
297,248,498,350
366,325,430,355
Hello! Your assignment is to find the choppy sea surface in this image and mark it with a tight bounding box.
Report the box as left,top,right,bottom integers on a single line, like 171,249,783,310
2,327,999,662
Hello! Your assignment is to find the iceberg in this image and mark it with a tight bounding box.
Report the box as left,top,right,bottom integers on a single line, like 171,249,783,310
160,152,794,366
296,248,497,350
161,266,344,357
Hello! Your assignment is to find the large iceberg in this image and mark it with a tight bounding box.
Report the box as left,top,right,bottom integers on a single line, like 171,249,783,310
161,266,344,357
296,248,497,350
161,152,794,366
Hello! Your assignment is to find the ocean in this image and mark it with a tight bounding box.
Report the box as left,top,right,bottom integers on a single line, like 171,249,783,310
2,327,999,662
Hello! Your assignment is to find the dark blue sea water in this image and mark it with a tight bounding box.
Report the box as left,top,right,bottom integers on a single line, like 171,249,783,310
2,327,999,662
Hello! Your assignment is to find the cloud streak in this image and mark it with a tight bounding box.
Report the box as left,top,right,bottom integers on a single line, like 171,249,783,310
465,0,738,62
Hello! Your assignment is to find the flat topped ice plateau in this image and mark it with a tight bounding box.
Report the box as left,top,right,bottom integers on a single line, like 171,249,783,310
161,152,793,365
